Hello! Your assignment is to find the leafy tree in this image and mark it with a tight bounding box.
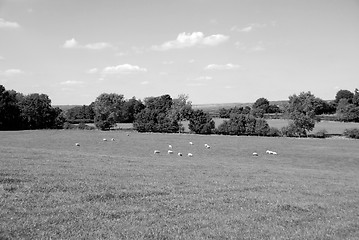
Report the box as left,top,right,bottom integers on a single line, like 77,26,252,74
168,94,193,132
65,104,95,122
0,85,22,130
252,98,269,112
335,89,354,104
134,94,179,133
188,109,215,134
121,97,145,123
286,91,317,136
267,104,281,114
93,93,125,130
18,93,61,129
353,88,359,106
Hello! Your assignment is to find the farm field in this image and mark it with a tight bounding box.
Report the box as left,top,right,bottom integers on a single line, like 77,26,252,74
1,130,359,239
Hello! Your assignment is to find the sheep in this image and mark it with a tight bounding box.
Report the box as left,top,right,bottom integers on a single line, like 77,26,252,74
252,152,258,156
154,150,160,154
187,153,193,157
189,142,193,145
168,150,173,154
178,152,183,156
205,145,210,149
168,144,172,149
266,150,277,155
111,138,115,141
103,138,107,141
75,143,80,147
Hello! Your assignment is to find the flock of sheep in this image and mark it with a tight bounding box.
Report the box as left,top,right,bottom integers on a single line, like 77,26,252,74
74,135,278,158
153,141,211,157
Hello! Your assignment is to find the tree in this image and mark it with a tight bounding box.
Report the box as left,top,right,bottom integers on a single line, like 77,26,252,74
0,85,22,130
188,109,214,134
93,93,125,130
134,94,179,133
121,97,145,123
252,98,269,112
335,89,354,104
168,94,193,132
353,88,359,106
286,91,317,136
18,93,61,129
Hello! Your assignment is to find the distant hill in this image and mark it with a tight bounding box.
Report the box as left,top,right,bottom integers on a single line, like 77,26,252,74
193,100,289,112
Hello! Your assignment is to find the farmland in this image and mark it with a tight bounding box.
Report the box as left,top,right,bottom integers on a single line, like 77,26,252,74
1,130,359,239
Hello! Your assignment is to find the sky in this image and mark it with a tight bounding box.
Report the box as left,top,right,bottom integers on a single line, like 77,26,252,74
1,0,359,105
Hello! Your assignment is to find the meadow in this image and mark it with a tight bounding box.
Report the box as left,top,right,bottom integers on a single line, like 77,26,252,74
0,130,358,239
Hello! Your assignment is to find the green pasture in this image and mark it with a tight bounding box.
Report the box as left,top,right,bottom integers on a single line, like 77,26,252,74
0,130,358,239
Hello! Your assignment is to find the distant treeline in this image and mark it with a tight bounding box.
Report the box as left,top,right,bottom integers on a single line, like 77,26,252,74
2,84,359,138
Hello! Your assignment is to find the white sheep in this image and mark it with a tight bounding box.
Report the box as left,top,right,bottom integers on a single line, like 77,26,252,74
75,143,80,147
111,138,115,141
168,150,173,154
188,153,193,157
103,138,107,141
266,150,277,155
154,150,160,154
178,152,183,156
189,142,193,145
206,145,210,149
168,144,172,149
252,152,258,156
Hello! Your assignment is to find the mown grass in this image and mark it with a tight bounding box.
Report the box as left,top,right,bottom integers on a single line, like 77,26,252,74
0,130,358,239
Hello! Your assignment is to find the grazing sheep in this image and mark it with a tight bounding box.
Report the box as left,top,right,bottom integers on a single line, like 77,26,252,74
168,150,173,154
252,152,258,156
188,153,193,157
271,151,278,155
111,138,115,141
266,150,277,155
168,144,172,149
154,150,160,154
103,138,107,141
178,152,183,156
189,142,193,145
206,145,210,149
75,143,80,147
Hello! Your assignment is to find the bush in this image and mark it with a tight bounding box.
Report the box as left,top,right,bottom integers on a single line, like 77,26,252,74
63,122,76,129
343,128,359,139
311,129,327,138
267,127,282,137
281,123,306,137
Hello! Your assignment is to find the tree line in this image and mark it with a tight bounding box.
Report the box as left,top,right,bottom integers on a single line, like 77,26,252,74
1,84,359,138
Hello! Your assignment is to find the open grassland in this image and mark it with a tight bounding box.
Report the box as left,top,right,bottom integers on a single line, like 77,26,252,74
0,130,358,239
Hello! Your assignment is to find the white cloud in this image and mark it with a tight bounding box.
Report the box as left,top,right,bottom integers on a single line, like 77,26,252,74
63,38,113,50
187,82,206,87
86,68,98,74
162,61,174,65
0,18,20,28
152,32,229,51
1,69,24,76
193,76,213,81
102,64,147,74
63,38,79,48
205,63,241,70
60,80,84,85
141,81,149,85
230,23,266,33
84,42,113,50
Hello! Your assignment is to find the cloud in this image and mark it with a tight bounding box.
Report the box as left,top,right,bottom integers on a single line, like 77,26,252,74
235,41,265,52
230,23,266,33
60,80,84,85
205,63,240,70
84,42,113,50
193,76,213,81
63,38,79,48
102,64,147,75
1,69,24,76
141,81,149,85
152,32,229,51
86,68,98,74
0,18,20,29
63,38,113,50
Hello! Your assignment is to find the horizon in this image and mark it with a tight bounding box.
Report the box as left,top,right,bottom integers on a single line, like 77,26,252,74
1,0,358,105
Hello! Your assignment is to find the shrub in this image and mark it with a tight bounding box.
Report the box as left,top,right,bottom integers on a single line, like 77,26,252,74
343,128,359,139
63,122,76,129
267,127,282,137
281,123,306,137
312,129,328,138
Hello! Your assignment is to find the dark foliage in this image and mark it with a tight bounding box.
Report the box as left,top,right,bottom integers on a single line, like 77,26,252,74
335,89,354,104
188,109,215,134
343,128,359,139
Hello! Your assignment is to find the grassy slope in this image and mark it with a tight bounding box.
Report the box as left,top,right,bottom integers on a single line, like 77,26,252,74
0,130,358,239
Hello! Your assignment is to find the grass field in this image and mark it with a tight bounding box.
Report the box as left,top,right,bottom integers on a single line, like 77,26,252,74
1,130,359,239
